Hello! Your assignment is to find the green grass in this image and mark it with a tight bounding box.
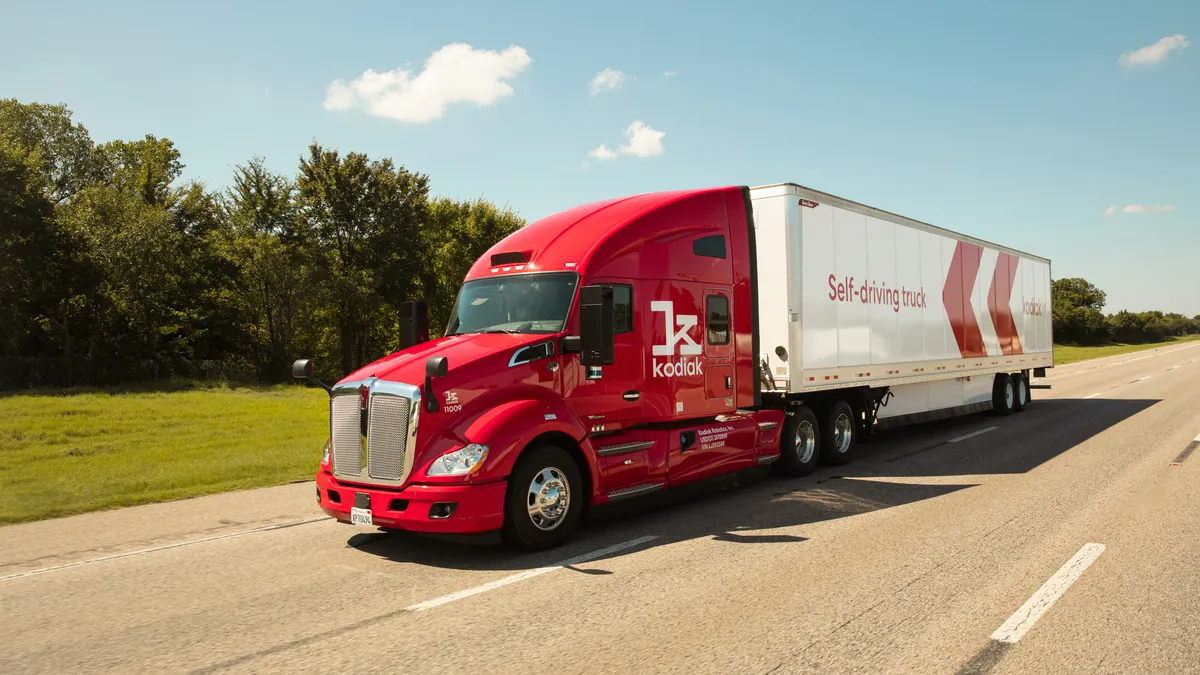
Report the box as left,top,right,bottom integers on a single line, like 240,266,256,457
0,383,329,524
1054,334,1200,366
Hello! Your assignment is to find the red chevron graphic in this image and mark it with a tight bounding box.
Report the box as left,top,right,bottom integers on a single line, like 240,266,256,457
943,241,985,358
988,253,1024,355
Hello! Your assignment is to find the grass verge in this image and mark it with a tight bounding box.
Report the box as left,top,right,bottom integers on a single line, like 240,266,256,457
0,384,328,524
1054,334,1200,366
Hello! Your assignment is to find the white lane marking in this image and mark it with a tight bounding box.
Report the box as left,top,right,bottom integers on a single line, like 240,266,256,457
405,535,658,611
1083,393,1102,399
1195,432,1200,442
0,517,327,583
991,543,1106,644
1137,376,1152,381
947,427,999,443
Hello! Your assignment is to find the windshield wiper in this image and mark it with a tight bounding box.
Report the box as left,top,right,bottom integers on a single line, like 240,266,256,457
480,328,520,334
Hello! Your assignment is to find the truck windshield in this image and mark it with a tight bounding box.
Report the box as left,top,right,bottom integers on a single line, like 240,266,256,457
445,272,578,335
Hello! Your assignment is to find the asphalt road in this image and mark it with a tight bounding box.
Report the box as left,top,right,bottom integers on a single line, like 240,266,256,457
3,343,1199,674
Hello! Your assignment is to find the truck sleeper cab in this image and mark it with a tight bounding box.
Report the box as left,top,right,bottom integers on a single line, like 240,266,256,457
304,184,1052,550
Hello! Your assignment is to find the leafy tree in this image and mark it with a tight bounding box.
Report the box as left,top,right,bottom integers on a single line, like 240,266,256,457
0,99,103,204
296,143,430,375
423,197,524,334
220,158,311,379
1052,277,1108,345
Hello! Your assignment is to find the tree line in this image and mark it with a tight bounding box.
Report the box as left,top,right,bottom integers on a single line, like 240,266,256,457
0,99,523,388
1051,278,1200,345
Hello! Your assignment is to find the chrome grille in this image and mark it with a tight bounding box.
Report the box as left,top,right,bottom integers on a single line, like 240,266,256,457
367,395,410,480
330,395,362,476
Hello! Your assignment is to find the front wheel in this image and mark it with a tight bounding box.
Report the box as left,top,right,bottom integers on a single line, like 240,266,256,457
502,445,583,551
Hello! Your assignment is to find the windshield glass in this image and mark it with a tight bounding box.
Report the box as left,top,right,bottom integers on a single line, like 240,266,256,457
445,272,578,335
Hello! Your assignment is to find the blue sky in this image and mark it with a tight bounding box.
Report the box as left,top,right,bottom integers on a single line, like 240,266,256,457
2,0,1196,314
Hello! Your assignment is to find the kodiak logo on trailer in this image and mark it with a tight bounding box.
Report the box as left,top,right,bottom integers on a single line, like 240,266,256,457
650,301,704,377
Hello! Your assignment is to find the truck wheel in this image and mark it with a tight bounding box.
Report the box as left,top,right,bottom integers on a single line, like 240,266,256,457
774,406,820,477
992,373,1015,416
1012,373,1029,412
502,445,583,551
819,400,856,465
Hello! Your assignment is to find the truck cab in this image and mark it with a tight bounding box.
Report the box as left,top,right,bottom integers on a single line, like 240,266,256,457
308,186,785,549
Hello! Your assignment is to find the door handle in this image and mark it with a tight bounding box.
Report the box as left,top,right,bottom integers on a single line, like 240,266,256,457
725,376,732,390
623,390,641,401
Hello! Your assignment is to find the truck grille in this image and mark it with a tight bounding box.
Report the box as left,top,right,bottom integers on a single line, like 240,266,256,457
329,381,417,485
367,395,410,480
330,395,362,476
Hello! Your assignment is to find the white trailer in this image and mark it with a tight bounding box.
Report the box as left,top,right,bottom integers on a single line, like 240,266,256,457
750,183,1053,428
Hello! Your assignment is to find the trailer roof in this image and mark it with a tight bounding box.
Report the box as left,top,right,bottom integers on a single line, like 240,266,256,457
751,183,1051,264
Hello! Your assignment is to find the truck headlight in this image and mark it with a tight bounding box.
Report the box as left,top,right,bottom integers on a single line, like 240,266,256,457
321,438,331,466
427,444,489,476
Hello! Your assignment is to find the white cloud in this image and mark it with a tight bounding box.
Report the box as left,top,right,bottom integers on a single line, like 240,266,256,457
663,70,677,78
1119,35,1189,66
1122,204,1176,213
619,121,665,157
1104,205,1117,216
589,68,626,94
323,43,531,123
588,144,617,160
583,121,666,165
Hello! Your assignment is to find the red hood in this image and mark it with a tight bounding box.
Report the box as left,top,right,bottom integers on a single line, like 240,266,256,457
340,332,552,387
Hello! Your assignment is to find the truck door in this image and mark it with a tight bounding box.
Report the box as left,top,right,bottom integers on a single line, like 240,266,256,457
562,282,644,433
702,289,735,413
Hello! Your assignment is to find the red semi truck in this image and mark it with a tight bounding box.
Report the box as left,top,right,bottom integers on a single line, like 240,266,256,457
295,184,1053,550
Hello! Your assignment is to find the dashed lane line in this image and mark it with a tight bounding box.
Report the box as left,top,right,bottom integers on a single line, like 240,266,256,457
404,535,659,611
990,543,1106,644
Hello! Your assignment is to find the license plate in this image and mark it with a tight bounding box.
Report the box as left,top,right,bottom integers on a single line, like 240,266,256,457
350,507,373,527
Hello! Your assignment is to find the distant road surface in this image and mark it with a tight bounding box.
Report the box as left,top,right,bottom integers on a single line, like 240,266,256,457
3,342,1199,674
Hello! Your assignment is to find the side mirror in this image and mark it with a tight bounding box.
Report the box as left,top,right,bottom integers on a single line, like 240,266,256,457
398,301,429,350
291,359,332,394
578,285,615,366
424,356,448,412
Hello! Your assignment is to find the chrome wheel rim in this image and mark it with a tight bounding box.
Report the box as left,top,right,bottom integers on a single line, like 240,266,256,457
1005,381,1014,409
833,412,853,454
795,420,817,464
527,467,570,531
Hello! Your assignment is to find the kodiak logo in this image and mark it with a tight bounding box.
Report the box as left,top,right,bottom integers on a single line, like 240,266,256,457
651,301,704,377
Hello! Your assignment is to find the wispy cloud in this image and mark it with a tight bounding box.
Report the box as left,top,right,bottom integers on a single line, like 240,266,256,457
663,70,677,78
1104,205,1117,216
1122,204,1176,213
1119,35,1189,66
589,68,626,94
588,144,617,160
583,121,666,165
323,43,531,123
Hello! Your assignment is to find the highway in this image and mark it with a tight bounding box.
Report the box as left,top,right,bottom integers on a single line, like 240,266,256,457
2,343,1199,674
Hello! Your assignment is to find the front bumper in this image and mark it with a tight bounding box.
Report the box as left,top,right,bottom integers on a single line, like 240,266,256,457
315,471,506,534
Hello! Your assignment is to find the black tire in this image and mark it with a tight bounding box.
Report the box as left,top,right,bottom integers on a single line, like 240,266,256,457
774,406,821,477
1012,373,1029,412
819,400,856,465
992,373,1015,416
501,444,583,551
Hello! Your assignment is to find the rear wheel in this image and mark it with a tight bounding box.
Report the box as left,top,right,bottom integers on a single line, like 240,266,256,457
1012,373,1029,412
819,400,856,465
992,373,1015,416
774,406,820,476
502,445,582,551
